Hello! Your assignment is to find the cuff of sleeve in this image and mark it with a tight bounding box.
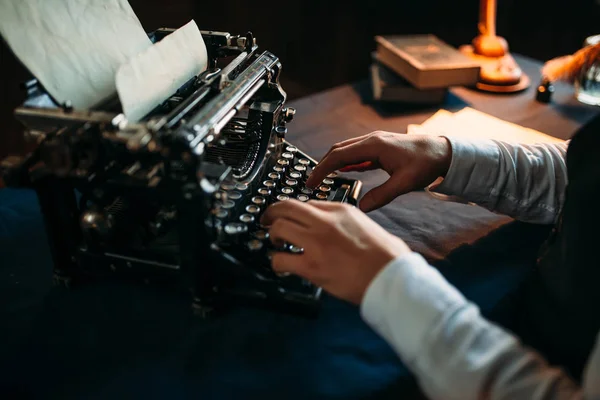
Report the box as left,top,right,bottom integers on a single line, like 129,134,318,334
360,252,467,364
431,136,500,199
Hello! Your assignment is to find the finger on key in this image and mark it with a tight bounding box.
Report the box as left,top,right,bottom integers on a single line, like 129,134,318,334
268,218,309,248
261,199,323,227
307,141,378,188
321,133,375,160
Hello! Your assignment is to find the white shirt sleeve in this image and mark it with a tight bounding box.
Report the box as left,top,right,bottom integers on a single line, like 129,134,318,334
430,137,569,224
361,253,600,400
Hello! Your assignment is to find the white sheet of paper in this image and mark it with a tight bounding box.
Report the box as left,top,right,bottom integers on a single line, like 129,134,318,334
115,20,208,122
408,107,565,145
0,0,152,109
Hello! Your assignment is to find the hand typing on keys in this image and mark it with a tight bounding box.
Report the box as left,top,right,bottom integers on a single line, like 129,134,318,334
305,131,453,212
260,199,410,304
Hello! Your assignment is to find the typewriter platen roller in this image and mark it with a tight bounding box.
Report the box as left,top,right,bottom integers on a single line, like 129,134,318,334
1,29,362,318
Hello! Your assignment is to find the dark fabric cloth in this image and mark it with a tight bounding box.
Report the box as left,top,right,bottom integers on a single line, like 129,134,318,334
1,55,598,399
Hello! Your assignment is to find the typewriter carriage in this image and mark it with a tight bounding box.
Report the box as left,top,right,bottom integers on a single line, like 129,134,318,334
2,29,361,318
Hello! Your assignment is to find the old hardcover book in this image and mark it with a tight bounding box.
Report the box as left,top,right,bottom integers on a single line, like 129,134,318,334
375,34,480,89
370,58,447,104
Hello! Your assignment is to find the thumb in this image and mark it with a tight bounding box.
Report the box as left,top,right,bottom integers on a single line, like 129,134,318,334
359,175,407,213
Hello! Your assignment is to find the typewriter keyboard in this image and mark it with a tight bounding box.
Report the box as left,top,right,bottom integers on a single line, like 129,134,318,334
207,142,360,278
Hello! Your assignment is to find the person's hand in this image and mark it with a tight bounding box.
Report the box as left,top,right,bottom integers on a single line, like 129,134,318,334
260,199,411,305
306,132,452,213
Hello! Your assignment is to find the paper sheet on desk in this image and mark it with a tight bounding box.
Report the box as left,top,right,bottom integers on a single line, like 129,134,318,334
0,0,152,109
116,20,208,122
407,107,565,144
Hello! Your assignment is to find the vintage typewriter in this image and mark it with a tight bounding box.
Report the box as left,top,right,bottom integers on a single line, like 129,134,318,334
1,29,362,317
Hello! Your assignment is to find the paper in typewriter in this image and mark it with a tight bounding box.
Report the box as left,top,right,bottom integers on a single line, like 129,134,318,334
0,0,152,109
116,20,208,122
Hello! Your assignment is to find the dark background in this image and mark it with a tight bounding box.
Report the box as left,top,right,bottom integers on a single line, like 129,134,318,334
1,0,599,159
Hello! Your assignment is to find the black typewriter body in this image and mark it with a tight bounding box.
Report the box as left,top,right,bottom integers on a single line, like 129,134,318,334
2,29,362,317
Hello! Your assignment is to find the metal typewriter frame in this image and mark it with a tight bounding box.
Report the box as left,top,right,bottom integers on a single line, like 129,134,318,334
2,29,362,318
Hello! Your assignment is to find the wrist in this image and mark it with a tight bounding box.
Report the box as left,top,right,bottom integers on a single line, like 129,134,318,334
432,136,452,177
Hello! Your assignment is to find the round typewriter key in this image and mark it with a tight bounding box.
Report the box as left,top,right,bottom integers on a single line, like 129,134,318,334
282,152,294,160
289,245,304,254
316,192,328,200
251,196,266,206
239,214,255,224
322,178,335,185
258,187,271,196
267,172,280,181
235,183,249,191
298,158,311,166
246,239,264,252
224,222,248,235
215,190,228,201
252,230,269,241
221,182,236,191
228,191,242,200
297,194,310,202
213,209,228,218
276,194,290,201
277,158,290,167
281,187,294,195
300,187,313,195
293,164,307,173
221,200,235,209
263,180,277,189
246,204,261,215
272,166,285,174
318,185,331,192
285,179,298,187
285,145,298,154
288,171,302,180
327,172,338,178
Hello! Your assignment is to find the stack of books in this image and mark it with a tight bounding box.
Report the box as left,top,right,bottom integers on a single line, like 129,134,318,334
371,34,481,105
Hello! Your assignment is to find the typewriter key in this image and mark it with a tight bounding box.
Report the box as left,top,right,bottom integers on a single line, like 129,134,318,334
235,183,249,191
221,200,235,209
293,164,307,173
297,194,310,202
285,145,298,154
327,172,338,178
273,166,285,174
318,185,331,192
252,230,269,241
277,158,290,167
285,179,298,188
214,209,228,219
300,187,313,195
251,196,266,206
228,191,242,200
246,239,264,252
221,182,236,191
316,192,328,200
239,214,255,224
289,245,304,254
246,204,261,215
281,187,294,195
282,152,294,160
258,187,271,196
288,171,302,180
298,158,311,166
267,172,280,181
224,222,248,235
276,194,290,201
322,178,334,185
263,180,277,189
